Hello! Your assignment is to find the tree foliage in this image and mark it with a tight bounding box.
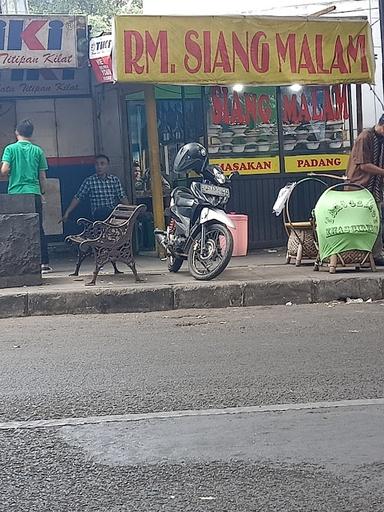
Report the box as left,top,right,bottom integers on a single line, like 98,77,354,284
29,0,143,35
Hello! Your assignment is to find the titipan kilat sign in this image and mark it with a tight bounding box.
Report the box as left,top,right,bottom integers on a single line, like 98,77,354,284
0,15,85,68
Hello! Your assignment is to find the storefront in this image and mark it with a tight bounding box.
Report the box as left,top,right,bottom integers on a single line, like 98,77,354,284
0,15,95,238
93,14,374,249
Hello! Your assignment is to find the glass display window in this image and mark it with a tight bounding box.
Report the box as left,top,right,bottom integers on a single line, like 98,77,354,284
207,85,280,175
281,84,351,174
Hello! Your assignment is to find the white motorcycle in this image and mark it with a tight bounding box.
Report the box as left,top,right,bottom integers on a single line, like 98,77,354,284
155,143,235,280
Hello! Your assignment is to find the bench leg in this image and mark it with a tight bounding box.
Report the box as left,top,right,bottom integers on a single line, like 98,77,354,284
86,265,101,286
128,261,144,282
112,261,123,274
69,250,87,277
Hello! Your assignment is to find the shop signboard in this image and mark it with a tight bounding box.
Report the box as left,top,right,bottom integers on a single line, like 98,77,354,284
0,15,83,68
210,156,280,175
0,67,90,97
113,15,374,85
285,154,350,173
89,34,114,83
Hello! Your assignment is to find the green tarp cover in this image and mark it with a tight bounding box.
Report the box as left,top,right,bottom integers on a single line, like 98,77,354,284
314,189,380,262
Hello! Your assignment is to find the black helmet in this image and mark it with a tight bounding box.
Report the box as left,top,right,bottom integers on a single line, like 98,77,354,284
173,143,207,174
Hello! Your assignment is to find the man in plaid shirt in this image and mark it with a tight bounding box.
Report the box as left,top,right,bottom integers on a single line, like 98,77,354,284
61,154,129,222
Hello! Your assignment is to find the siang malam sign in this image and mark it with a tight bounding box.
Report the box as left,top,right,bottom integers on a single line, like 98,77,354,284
283,84,349,123
89,35,114,83
210,84,348,125
211,86,274,125
0,15,80,68
113,15,374,85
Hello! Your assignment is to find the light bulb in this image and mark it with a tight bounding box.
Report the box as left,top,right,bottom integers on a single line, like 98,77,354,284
290,83,303,92
233,83,244,93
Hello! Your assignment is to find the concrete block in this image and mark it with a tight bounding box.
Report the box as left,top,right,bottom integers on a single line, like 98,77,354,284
173,282,243,310
314,276,383,303
95,287,174,314
0,213,41,287
0,293,27,318
28,286,174,316
243,279,314,306
28,290,102,316
0,194,35,214
0,275,41,288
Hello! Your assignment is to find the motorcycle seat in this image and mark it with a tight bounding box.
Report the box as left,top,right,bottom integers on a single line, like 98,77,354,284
173,188,196,208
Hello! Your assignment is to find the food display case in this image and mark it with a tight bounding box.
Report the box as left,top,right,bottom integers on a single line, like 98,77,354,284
207,84,351,175
208,122,279,157
281,84,351,174
207,86,280,174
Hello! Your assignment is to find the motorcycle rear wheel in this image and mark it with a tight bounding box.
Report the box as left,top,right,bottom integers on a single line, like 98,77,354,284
188,223,233,280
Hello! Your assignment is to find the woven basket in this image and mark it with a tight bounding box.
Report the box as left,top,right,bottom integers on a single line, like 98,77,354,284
326,250,370,265
283,177,327,264
286,223,318,259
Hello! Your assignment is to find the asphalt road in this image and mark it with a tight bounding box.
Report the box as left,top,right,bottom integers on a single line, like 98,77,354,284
0,303,384,511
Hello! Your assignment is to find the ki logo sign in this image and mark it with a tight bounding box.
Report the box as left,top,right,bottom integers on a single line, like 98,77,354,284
0,19,64,51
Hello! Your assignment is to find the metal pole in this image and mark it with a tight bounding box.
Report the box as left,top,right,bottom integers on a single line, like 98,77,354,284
276,86,285,173
379,0,384,96
143,84,165,256
355,84,363,136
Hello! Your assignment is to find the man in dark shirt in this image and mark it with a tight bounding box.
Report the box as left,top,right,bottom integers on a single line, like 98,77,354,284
346,114,384,264
61,154,129,222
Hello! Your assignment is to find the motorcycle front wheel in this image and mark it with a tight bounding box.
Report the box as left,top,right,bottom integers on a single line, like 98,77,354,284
188,223,233,280
168,253,184,272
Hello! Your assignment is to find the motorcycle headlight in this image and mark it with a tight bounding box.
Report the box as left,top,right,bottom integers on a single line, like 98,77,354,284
213,167,226,184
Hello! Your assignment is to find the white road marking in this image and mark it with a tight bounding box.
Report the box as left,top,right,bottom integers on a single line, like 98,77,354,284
0,398,383,431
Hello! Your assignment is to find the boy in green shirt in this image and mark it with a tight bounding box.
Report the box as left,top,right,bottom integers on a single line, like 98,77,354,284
1,119,51,272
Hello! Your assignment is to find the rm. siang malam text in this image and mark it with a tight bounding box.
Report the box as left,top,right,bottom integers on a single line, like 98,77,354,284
124,30,370,76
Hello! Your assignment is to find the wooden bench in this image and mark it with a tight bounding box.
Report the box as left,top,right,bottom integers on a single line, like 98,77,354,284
66,204,147,286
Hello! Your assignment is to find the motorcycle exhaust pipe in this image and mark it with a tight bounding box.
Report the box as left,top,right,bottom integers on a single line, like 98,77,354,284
154,229,168,249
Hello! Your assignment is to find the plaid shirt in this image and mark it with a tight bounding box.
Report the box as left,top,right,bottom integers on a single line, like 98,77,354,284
75,174,126,214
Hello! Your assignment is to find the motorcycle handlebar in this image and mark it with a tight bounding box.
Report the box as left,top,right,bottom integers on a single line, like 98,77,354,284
226,171,240,182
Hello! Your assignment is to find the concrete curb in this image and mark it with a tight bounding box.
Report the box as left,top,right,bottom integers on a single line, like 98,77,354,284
0,275,383,318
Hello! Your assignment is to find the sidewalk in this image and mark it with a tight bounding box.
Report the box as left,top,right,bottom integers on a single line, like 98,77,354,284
1,248,384,318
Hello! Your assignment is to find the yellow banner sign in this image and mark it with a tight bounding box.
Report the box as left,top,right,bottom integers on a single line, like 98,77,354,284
285,154,349,173
210,156,280,175
113,16,374,85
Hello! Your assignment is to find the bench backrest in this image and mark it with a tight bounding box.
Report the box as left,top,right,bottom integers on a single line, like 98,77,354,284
108,204,145,227
98,204,147,247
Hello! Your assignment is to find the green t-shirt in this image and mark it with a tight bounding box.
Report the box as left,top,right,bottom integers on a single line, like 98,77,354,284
2,140,48,195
